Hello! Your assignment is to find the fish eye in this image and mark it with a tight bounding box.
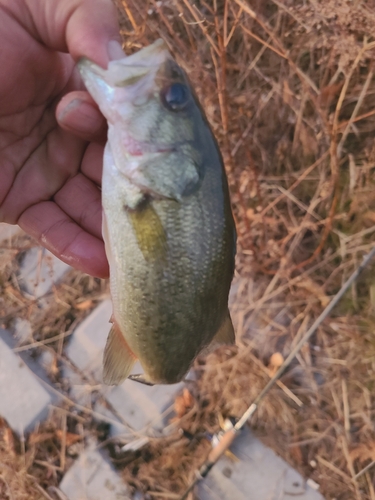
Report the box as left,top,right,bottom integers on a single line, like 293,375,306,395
161,83,190,111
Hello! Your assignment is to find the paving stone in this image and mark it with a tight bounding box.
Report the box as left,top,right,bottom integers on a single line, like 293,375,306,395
0,331,52,435
59,444,131,500
94,373,182,438
66,300,182,433
92,402,131,438
228,278,239,307
18,246,71,298
104,374,182,432
66,299,112,381
65,303,324,500
13,317,32,344
0,222,22,243
197,427,324,500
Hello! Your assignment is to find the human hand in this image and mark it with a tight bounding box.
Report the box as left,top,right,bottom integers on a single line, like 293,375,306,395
0,0,124,278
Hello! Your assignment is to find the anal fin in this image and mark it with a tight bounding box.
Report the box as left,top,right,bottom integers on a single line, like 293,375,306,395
103,322,137,385
212,310,235,345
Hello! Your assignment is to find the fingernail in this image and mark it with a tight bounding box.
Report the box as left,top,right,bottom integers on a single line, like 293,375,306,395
107,40,125,60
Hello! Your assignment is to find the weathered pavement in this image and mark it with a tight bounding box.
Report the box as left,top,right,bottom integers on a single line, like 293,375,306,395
0,223,324,500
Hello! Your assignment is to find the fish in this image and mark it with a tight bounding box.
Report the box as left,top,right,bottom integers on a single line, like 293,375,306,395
78,39,236,385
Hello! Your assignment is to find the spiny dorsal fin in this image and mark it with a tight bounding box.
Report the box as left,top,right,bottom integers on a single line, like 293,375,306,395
103,322,137,385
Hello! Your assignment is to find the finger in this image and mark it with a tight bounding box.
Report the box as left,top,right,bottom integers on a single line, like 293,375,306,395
81,143,104,186
56,91,107,143
0,124,85,225
54,173,102,240
22,0,122,67
18,201,109,278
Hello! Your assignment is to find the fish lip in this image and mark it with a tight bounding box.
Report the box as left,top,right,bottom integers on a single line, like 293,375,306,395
121,133,176,157
107,39,170,71
126,147,174,157
79,39,171,89
78,57,106,79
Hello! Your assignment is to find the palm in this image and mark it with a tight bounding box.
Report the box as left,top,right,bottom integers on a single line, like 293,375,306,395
0,0,114,278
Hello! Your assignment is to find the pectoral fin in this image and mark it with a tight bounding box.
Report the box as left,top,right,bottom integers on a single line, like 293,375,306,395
128,201,167,262
103,322,137,385
212,310,235,345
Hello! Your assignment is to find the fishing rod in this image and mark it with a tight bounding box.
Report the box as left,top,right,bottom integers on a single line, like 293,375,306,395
180,245,375,500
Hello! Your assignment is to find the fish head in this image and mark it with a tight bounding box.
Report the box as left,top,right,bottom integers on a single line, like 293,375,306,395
78,39,171,123
78,39,202,190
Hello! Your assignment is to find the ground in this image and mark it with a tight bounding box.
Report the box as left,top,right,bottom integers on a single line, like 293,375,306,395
1,0,375,499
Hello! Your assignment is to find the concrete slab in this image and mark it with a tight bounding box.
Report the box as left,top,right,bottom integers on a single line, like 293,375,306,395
197,427,324,500
0,332,52,435
0,223,22,243
93,402,132,438
59,445,131,500
64,303,324,500
18,246,71,298
105,374,182,432
13,317,33,344
66,300,182,433
66,299,112,382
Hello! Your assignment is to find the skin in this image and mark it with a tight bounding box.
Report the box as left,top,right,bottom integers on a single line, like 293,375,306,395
0,0,125,278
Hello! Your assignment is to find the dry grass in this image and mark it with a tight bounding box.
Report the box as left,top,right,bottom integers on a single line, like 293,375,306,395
1,0,375,499
114,0,375,498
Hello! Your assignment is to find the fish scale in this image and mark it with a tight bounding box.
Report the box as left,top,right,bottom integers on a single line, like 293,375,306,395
78,39,236,385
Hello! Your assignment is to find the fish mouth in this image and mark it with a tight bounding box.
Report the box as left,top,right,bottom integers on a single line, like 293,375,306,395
122,134,175,157
79,39,171,89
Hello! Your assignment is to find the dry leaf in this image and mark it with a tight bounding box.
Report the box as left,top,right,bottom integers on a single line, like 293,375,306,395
350,442,375,464
174,396,185,418
283,80,295,107
55,430,82,447
182,388,194,408
3,428,15,455
319,82,343,108
290,444,303,465
75,299,93,310
174,388,195,418
0,249,18,271
296,277,330,307
268,352,284,375
233,95,248,105
363,211,375,224
28,432,54,445
299,124,318,158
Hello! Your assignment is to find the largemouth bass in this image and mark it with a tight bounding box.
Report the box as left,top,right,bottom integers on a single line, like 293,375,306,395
78,39,236,385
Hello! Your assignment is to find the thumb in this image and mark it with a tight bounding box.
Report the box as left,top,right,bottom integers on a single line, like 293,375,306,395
22,0,123,67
